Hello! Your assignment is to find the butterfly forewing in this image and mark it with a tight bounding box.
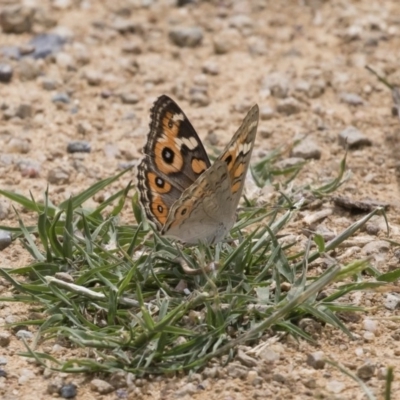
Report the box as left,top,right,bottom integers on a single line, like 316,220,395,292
218,104,259,205
137,95,211,229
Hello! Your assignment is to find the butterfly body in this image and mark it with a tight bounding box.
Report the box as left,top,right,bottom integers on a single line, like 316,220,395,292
137,95,259,244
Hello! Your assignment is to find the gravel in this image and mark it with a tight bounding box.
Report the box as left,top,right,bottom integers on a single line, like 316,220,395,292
169,27,203,48
0,64,13,83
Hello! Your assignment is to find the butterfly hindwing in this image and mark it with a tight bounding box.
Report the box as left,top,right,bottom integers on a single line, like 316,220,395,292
161,105,259,244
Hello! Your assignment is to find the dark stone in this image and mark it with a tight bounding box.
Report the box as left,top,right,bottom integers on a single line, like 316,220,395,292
0,64,13,83
60,383,77,399
29,34,66,59
67,141,91,154
52,93,70,104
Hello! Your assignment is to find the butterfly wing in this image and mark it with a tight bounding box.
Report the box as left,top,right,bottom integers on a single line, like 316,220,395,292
137,95,211,229
217,104,259,211
162,104,259,244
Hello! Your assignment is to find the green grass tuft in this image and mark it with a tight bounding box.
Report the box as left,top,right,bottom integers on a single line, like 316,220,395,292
0,154,391,380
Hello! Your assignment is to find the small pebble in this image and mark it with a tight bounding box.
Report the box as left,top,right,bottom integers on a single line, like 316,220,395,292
356,362,375,380
247,35,267,55
169,27,203,48
272,373,285,383
41,78,58,91
259,347,280,363
0,5,34,34
227,363,248,379
90,379,114,395
338,126,372,149
0,64,13,83
120,93,139,104
213,29,240,54
53,0,73,10
1,45,20,59
0,230,12,251
259,106,275,120
361,240,390,255
363,318,379,334
384,294,400,310
18,368,36,384
202,367,218,379
259,127,273,138
302,378,317,389
174,382,197,397
77,121,92,134
0,332,11,347
229,14,253,31
0,198,10,221
306,351,325,369
15,103,33,119
6,137,30,154
0,357,7,365
111,19,141,34
377,367,388,380
365,222,380,235
236,349,258,367
326,380,345,394
84,70,102,86
202,61,219,75
189,91,210,107
18,58,40,81
60,383,77,399
340,92,364,106
262,72,289,98
291,139,321,160
391,329,400,340
47,377,64,394
276,97,302,115
121,39,143,54
16,330,33,340
103,143,120,159
363,331,375,342
18,159,40,178
30,33,66,59
115,388,128,399
48,167,70,184
247,370,259,385
52,93,71,104
308,81,325,98
67,141,91,154
19,44,34,55
55,52,75,69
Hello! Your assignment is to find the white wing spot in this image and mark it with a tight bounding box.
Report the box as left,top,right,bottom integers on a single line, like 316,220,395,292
172,112,185,122
175,136,199,150
242,142,252,155
248,120,258,130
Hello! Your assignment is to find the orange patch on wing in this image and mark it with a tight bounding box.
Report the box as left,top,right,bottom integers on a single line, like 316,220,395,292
162,112,181,138
233,163,244,178
231,181,241,194
154,141,183,173
147,172,172,194
168,203,193,229
153,112,185,173
191,158,207,174
151,196,168,225
222,150,236,172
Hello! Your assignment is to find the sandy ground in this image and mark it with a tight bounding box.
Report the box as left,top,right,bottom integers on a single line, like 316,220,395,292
1,0,400,399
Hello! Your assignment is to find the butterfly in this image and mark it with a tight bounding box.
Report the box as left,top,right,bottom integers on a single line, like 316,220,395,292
137,95,259,245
